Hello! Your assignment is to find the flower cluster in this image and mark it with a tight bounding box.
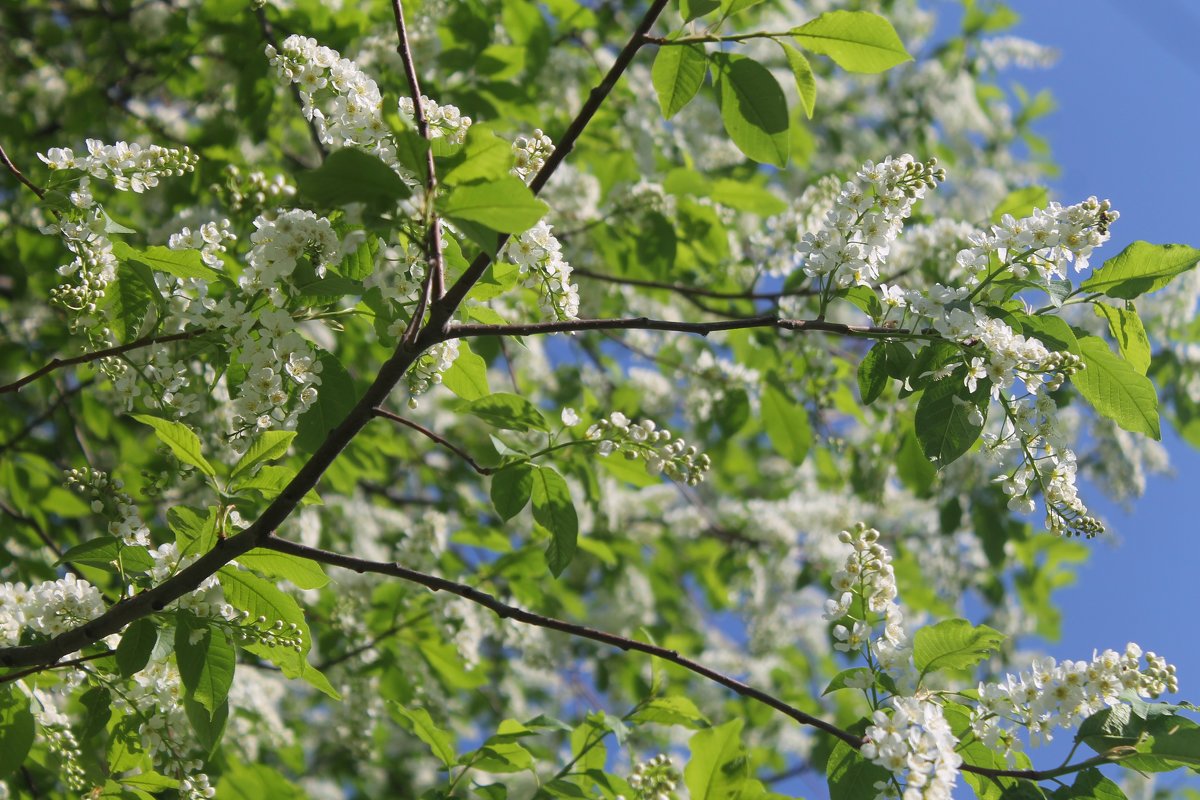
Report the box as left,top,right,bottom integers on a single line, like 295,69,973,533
212,164,297,214
110,658,198,762
65,466,151,546
796,155,944,290
622,754,679,800
502,220,580,321
404,339,460,407
511,129,555,183
38,139,197,193
862,696,962,800
147,543,236,619
239,209,339,297
44,209,118,318
266,35,396,166
955,196,1116,279
823,524,910,673
585,413,711,485
29,693,87,791
0,574,107,645
168,219,237,269
972,644,1179,753
399,94,472,145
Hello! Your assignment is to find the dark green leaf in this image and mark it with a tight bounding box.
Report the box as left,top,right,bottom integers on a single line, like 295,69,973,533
710,53,790,168
858,343,889,405
116,618,158,678
465,392,550,432
532,467,578,577
175,613,236,717
294,352,358,453
297,147,412,209
492,464,534,521
0,686,35,779
914,371,989,467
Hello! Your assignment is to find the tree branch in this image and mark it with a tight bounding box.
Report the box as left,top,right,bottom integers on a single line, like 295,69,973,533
392,0,446,347
372,406,494,475
0,329,215,395
259,535,862,746
0,141,45,199
0,650,113,685
572,267,816,301
442,315,918,341
432,0,670,324
254,6,328,161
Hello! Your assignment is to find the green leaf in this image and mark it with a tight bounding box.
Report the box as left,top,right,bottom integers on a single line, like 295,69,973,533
826,733,890,800
651,41,708,119
0,685,35,780
116,618,158,677
439,176,549,234
709,179,788,216
131,414,217,477
1072,335,1160,439
230,431,296,480
913,618,1005,678
441,340,490,401
685,719,749,800
218,568,341,699
532,466,578,577
465,392,549,432
237,550,329,589
991,186,1049,224
216,762,306,800
58,536,155,573
1050,769,1128,800
169,506,219,557
1093,304,1151,375
721,0,764,18
710,52,790,168
393,705,457,768
680,0,721,21
779,42,817,118
896,427,937,497
822,667,873,695
442,131,512,186
791,10,912,73
294,351,358,454
1081,241,1200,299
184,696,228,758
491,464,534,521
857,343,889,405
914,372,989,466
175,612,236,718
111,240,221,282
761,376,812,464
632,696,710,729
296,147,412,209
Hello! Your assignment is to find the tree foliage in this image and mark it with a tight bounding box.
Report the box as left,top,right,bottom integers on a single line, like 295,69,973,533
1,0,1199,798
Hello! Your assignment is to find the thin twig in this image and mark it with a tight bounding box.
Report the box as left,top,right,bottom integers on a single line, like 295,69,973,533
0,650,113,685
0,497,65,558
260,536,859,744
0,379,93,457
392,0,446,346
255,6,328,161
442,315,919,341
0,141,45,199
572,267,816,301
0,329,213,395
260,536,1147,782
372,407,493,475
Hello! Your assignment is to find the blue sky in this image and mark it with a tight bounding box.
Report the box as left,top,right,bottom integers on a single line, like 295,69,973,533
1010,0,1200,731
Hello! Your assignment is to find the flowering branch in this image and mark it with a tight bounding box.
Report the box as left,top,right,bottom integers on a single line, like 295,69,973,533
392,0,447,344
371,406,494,475
253,6,328,160
258,536,861,745
257,536,1137,783
433,0,671,320
0,328,217,395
